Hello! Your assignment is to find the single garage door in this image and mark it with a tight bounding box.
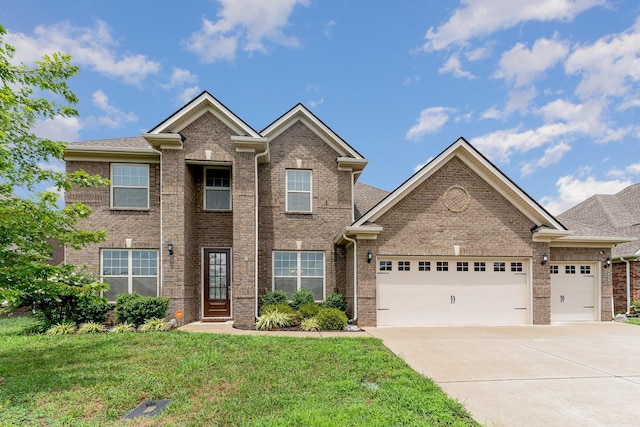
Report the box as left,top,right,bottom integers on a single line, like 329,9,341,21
377,257,529,326
550,263,597,322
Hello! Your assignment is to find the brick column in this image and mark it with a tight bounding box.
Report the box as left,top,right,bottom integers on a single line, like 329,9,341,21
356,240,378,326
532,242,551,324
232,151,257,326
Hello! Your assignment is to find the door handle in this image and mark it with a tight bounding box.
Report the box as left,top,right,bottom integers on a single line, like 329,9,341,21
560,295,565,303
450,295,456,304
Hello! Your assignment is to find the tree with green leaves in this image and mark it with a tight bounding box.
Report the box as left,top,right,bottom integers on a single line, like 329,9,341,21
0,23,109,317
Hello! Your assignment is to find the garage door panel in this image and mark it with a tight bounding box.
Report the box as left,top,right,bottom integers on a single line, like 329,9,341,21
550,264,596,322
377,258,529,326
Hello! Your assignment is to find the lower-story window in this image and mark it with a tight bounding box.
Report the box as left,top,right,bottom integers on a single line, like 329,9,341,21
101,249,158,301
273,251,324,300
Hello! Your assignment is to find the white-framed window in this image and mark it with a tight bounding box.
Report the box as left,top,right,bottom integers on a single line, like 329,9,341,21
398,261,410,271
379,260,392,271
436,261,448,271
419,261,430,271
580,265,591,275
204,167,231,210
474,262,486,272
494,262,506,272
286,169,312,212
550,265,559,274
511,262,523,272
101,249,158,302
273,251,324,300
457,261,469,272
566,265,576,274
111,164,149,209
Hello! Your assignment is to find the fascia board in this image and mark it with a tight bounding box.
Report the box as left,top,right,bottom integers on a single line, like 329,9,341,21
337,157,368,172
262,105,364,159
551,235,636,247
63,147,160,163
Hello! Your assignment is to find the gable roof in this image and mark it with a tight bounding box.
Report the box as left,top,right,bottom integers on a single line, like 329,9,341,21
558,183,640,256
261,103,365,160
64,136,159,162
354,182,389,220
146,91,261,138
352,137,565,231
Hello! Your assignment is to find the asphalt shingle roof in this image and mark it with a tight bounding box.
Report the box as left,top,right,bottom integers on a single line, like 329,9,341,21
67,136,152,150
354,182,389,220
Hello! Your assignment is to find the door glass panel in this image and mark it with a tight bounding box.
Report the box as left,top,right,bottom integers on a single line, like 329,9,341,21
209,253,227,300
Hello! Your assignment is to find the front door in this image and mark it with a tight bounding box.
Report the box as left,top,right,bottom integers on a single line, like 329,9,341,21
204,248,231,317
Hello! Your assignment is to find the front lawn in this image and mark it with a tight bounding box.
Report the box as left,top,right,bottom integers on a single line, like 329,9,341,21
0,316,477,426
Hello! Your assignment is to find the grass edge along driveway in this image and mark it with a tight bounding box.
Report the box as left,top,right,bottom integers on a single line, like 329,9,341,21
0,317,477,426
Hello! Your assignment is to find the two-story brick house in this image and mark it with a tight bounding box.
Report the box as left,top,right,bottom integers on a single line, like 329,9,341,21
64,91,630,327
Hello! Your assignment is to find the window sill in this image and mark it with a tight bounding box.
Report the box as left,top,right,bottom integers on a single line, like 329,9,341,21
203,209,233,213
110,207,150,212
285,211,313,215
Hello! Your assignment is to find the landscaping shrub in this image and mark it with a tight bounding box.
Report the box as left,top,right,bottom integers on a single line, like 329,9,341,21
77,322,107,334
114,293,169,327
260,289,287,307
300,317,320,331
290,288,315,310
256,310,293,330
322,292,347,312
139,318,172,332
315,307,348,330
299,302,320,319
260,303,295,316
33,294,109,331
110,323,135,333
45,322,76,335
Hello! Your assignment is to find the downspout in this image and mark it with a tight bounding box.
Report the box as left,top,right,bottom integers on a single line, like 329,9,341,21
254,144,270,320
625,258,631,314
342,232,358,323
150,147,163,302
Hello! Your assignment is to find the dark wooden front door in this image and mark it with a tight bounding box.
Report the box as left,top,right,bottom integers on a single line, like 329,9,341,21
204,248,231,317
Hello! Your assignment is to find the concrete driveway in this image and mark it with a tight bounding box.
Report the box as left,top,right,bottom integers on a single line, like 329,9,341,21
366,322,640,427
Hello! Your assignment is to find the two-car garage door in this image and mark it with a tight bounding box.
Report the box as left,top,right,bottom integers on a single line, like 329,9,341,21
377,257,529,326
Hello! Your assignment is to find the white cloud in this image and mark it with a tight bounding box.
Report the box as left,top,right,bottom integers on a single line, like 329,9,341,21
403,75,421,86
6,20,160,85
324,20,336,38
495,36,569,87
33,115,82,142
481,106,503,120
414,157,435,173
520,141,571,176
565,17,640,101
308,98,324,108
186,0,310,63
541,174,631,215
177,86,203,105
438,55,475,79
421,0,605,51
607,162,640,178
163,68,198,89
38,161,65,174
91,90,138,128
406,107,455,141
465,45,491,61
505,88,537,114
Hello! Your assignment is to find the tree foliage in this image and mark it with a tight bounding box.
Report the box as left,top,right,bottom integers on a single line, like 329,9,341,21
0,23,109,312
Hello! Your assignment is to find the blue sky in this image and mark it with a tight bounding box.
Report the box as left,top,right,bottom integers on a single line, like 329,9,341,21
2,0,640,214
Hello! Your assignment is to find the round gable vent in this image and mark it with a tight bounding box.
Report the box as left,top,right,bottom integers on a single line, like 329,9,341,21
443,185,470,213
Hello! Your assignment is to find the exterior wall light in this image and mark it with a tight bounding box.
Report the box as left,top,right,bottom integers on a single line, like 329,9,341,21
167,241,174,256
541,252,548,265
367,249,373,264
604,256,611,268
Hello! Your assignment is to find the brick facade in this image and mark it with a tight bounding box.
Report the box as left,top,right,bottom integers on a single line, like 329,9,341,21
612,260,640,313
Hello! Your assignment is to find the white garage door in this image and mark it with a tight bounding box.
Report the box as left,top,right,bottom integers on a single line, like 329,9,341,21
550,263,597,322
377,257,529,326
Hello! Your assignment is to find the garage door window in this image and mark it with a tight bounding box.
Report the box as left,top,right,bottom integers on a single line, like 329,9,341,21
379,261,392,271
566,265,576,274
494,262,505,272
474,262,486,271
580,265,591,274
419,261,430,271
511,262,523,272
550,265,559,274
398,261,410,271
457,262,469,271
437,261,448,271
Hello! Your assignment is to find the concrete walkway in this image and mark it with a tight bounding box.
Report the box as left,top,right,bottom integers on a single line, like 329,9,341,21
366,322,640,427
180,321,640,426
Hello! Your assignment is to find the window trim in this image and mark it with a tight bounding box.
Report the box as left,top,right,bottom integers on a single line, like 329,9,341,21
204,166,232,211
272,250,325,301
285,169,312,213
110,163,150,209
379,260,392,271
100,249,159,302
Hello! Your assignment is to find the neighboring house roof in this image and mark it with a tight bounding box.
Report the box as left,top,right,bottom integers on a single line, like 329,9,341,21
354,182,389,220
64,137,159,162
558,183,640,257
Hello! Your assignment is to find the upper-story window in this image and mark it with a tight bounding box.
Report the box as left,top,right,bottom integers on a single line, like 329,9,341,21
111,164,149,209
205,167,231,210
286,170,312,212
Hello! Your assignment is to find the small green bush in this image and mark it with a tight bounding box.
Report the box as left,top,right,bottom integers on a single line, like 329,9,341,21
256,310,293,330
110,323,136,333
260,303,295,316
291,288,315,310
77,322,107,334
33,294,110,331
300,317,320,331
139,318,172,332
45,322,76,335
299,302,320,319
115,293,169,327
261,290,288,307
316,307,348,331
323,292,347,312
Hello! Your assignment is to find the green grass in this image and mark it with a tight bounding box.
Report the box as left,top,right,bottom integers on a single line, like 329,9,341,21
0,316,477,426
626,318,640,325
